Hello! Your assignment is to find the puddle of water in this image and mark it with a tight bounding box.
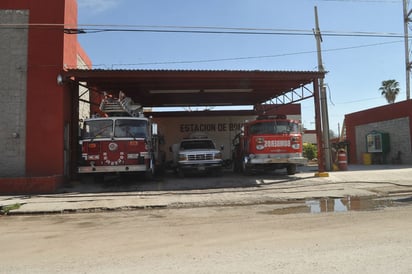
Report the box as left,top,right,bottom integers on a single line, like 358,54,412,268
263,196,409,215
305,196,394,214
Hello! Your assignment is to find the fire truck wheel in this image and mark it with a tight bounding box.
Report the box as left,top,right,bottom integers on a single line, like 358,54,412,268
233,160,241,173
287,164,297,175
242,161,252,176
145,159,156,180
145,170,154,180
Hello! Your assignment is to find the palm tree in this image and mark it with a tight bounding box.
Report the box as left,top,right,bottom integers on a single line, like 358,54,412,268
379,79,400,104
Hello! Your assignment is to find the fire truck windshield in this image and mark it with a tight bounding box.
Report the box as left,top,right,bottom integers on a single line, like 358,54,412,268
249,121,298,135
114,119,148,139
83,120,113,139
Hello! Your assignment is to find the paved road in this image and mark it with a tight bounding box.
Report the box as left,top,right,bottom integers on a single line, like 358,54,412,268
2,165,412,273
1,165,412,215
1,203,412,273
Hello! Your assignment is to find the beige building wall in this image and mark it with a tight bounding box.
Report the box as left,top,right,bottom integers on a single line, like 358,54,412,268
154,114,301,161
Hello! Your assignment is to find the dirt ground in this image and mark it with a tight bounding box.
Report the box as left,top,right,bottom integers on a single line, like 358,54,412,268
1,204,412,274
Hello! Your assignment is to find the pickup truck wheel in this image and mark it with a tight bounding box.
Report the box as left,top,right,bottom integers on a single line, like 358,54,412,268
212,168,223,177
177,168,185,178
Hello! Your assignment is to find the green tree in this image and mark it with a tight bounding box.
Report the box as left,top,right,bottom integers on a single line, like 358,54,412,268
379,79,400,104
303,143,317,160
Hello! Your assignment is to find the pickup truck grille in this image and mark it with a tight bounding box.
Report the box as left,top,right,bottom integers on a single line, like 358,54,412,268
187,153,214,161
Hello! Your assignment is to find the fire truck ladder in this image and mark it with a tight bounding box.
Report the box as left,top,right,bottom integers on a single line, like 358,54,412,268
100,96,142,117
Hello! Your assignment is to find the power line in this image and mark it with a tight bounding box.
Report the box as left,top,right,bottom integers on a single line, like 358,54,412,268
1,24,405,67
89,40,404,68
0,23,406,38
69,27,406,38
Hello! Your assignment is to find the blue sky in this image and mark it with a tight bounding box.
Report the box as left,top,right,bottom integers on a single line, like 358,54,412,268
77,0,407,134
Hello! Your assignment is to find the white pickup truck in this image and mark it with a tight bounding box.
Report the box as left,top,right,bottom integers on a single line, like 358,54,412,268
172,137,223,177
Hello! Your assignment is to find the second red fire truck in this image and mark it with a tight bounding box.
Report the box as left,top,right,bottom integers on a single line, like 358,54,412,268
232,115,307,175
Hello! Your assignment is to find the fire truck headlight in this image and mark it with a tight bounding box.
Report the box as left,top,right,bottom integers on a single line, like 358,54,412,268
108,142,118,151
88,155,100,160
292,144,300,149
256,137,265,144
256,144,265,150
249,154,256,159
127,153,140,159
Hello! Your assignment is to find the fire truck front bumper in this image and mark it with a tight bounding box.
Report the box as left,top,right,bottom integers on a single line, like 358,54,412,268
247,154,308,166
78,164,148,174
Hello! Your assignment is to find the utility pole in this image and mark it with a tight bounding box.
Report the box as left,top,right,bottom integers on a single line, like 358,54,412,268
314,6,332,172
404,0,411,100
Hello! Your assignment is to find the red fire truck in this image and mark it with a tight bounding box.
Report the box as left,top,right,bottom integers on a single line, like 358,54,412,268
78,92,163,180
232,115,307,175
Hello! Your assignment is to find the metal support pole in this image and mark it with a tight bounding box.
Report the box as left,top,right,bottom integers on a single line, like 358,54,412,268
321,85,332,170
313,80,325,173
314,6,332,171
403,0,411,100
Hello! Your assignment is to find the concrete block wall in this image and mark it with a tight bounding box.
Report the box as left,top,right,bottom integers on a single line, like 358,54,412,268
355,117,412,164
0,10,28,177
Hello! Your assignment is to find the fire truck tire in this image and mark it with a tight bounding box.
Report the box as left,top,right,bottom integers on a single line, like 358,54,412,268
287,164,297,175
145,170,154,180
242,161,252,175
233,160,241,173
145,158,156,180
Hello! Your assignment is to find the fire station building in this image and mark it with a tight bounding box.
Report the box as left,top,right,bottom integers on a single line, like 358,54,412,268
0,0,91,193
2,0,409,195
0,0,327,195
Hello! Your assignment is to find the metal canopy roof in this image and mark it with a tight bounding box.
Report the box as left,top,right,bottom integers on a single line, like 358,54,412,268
63,69,325,108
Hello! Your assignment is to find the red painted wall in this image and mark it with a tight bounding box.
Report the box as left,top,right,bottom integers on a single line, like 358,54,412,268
345,100,412,164
1,1,89,182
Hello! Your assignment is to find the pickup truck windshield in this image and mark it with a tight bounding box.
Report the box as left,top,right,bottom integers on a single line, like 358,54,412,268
180,140,215,150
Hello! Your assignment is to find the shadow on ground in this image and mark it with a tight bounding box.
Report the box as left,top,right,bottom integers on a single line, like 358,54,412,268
61,169,308,194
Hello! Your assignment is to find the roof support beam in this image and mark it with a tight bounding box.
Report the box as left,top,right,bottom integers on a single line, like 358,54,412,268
262,83,315,106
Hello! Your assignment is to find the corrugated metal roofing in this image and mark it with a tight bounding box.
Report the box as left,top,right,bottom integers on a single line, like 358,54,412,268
62,69,325,108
